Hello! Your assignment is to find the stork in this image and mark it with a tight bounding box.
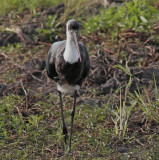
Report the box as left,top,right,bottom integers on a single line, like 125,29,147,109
46,19,90,154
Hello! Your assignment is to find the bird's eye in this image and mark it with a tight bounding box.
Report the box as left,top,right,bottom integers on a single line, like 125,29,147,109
69,26,72,30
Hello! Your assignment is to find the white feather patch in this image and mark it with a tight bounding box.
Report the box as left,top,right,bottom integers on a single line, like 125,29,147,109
57,83,80,93
63,42,79,64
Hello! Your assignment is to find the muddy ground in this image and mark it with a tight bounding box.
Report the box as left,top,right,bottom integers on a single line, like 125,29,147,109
1,29,159,97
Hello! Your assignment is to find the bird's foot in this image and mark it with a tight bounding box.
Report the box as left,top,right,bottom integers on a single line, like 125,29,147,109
64,134,68,144
63,126,68,144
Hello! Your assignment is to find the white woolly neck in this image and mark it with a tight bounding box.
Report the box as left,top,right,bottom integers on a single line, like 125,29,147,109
63,32,79,64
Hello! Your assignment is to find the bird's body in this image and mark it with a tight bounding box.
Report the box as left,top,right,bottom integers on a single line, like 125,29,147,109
46,19,90,154
46,40,90,93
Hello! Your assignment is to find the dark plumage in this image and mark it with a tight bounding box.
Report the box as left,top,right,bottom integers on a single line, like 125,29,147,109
68,20,80,30
46,40,90,86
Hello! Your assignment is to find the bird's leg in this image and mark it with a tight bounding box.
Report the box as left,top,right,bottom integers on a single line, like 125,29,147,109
68,91,77,154
58,91,68,144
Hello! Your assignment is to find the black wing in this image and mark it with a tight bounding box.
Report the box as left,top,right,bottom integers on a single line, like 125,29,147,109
79,43,90,83
46,41,66,80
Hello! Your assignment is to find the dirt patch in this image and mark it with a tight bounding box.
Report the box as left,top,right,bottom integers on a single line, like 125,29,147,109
1,43,159,97
89,41,159,95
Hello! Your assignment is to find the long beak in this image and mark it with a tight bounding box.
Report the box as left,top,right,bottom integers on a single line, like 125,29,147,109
72,31,82,62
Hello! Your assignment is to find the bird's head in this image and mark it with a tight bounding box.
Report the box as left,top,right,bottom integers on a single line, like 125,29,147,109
66,19,82,62
66,19,80,33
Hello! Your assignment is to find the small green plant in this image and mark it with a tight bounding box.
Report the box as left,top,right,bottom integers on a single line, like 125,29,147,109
28,115,44,128
37,15,61,42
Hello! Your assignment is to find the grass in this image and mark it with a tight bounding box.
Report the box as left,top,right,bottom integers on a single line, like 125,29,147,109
37,15,62,42
0,94,113,159
131,75,159,123
59,0,99,23
1,85,159,158
0,0,63,16
0,0,159,159
83,0,159,38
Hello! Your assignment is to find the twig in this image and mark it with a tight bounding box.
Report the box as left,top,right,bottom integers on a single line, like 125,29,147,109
16,107,22,116
20,79,27,96
135,139,148,148
89,67,100,77
3,33,14,46
16,92,29,116
143,38,150,46
104,48,116,54
31,74,42,82
0,53,11,60
35,41,52,46
45,147,54,153
113,71,120,85
20,79,29,111
145,46,155,56
121,32,137,36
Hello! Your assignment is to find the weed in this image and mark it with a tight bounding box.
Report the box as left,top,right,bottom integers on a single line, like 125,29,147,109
28,115,44,128
112,92,136,139
37,15,61,42
111,63,135,139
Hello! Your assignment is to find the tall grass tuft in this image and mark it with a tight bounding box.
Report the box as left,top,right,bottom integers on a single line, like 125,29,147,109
131,74,159,123
111,63,135,139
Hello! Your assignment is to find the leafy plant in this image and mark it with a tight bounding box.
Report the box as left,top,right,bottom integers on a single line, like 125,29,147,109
83,0,159,38
37,15,61,42
28,115,44,128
